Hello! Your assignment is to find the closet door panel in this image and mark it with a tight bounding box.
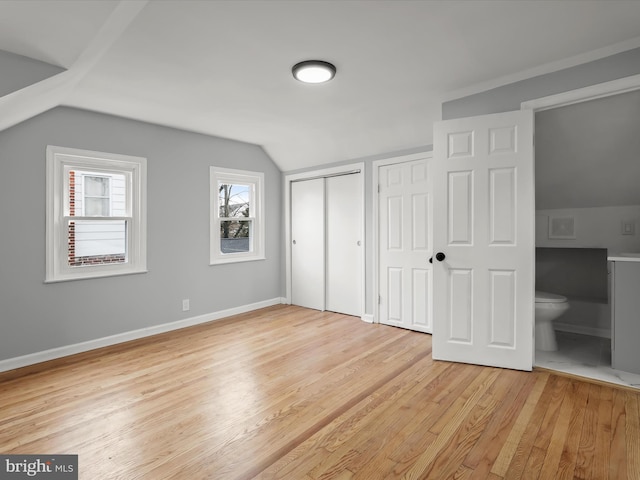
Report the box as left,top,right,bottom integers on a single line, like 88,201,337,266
291,178,325,310
326,174,362,316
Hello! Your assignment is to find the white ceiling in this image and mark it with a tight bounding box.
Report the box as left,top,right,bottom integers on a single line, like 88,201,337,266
2,1,640,172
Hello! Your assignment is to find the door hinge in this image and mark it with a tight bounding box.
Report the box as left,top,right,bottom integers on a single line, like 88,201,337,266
378,295,381,305
378,184,381,193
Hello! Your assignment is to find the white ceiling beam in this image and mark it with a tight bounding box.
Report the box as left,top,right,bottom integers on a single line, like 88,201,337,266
0,0,148,133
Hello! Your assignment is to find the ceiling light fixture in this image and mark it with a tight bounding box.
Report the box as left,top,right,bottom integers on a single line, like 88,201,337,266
292,60,336,84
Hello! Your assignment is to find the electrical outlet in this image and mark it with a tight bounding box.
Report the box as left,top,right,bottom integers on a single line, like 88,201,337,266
182,299,190,312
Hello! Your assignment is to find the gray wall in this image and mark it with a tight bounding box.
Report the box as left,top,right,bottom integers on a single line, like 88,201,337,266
442,47,640,120
0,107,282,361
535,89,640,210
0,49,65,98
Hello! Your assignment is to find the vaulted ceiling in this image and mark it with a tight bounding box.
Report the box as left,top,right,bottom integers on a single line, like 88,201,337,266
2,0,640,172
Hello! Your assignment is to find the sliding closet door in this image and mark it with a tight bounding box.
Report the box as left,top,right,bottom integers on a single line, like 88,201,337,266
291,178,325,310
326,174,362,316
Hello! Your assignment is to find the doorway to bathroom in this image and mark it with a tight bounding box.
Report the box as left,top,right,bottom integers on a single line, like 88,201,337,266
530,83,640,389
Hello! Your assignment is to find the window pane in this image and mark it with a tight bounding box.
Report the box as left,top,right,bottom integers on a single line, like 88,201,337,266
68,170,128,217
84,198,110,216
68,219,126,267
83,175,110,216
220,220,251,253
85,176,109,196
218,183,250,218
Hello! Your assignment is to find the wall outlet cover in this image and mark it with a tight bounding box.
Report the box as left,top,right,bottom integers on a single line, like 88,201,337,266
622,220,636,235
548,216,576,239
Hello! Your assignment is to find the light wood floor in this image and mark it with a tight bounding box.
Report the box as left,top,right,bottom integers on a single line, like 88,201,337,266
1,305,638,479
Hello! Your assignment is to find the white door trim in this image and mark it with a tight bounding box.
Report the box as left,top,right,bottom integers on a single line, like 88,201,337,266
521,73,640,112
522,73,640,362
372,151,433,325
284,163,365,318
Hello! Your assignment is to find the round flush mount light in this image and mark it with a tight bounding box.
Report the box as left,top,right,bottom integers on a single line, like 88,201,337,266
292,60,336,84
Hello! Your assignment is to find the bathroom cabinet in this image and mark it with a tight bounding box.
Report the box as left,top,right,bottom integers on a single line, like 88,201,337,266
609,256,640,374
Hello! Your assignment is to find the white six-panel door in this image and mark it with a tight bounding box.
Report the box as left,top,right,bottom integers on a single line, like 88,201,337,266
378,158,432,333
432,110,535,371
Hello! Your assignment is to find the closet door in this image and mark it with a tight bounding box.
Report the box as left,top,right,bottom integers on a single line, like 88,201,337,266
326,174,362,316
291,178,325,310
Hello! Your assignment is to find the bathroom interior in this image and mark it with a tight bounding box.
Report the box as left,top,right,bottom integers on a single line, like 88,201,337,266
533,88,640,389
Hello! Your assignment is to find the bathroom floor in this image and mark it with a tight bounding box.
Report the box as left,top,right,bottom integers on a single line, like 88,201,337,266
535,331,640,390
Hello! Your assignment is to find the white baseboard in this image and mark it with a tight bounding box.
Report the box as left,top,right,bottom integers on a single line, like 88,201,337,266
361,314,374,324
0,297,286,373
554,322,611,339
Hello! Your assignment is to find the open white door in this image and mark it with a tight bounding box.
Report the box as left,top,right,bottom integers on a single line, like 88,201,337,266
432,110,535,371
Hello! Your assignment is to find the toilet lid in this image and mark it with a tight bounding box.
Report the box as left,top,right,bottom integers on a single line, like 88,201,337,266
535,291,567,303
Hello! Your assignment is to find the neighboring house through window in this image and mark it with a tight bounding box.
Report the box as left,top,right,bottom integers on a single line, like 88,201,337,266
210,167,265,264
46,146,147,282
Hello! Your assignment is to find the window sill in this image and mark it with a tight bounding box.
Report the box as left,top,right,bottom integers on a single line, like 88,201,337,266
44,268,149,284
210,255,266,266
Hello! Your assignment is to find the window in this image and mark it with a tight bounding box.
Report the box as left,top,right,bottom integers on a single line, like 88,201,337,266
46,146,147,282
210,167,265,264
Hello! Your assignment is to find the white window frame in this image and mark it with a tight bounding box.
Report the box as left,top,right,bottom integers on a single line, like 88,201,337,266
210,167,265,265
46,146,147,282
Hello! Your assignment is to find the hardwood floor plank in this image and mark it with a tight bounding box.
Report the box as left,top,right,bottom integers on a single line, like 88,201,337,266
537,379,579,478
610,388,629,479
419,396,500,479
259,353,465,479
262,355,437,479
592,385,613,480
532,374,570,451
397,368,500,479
520,446,546,480
556,380,590,479
387,364,479,467
461,369,537,476
0,305,638,479
489,371,549,477
319,361,451,478
626,391,640,479
501,373,564,479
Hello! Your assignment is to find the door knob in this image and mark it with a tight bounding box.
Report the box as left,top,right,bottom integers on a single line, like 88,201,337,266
292,240,297,245
435,252,446,262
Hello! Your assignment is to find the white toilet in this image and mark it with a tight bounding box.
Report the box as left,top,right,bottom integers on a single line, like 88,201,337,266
535,291,570,351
